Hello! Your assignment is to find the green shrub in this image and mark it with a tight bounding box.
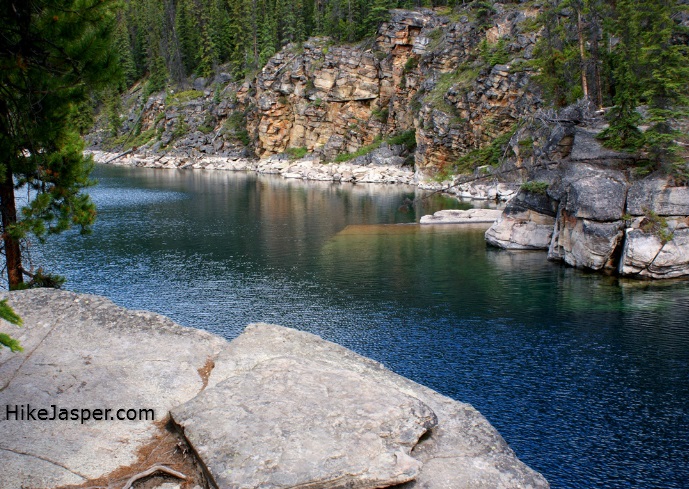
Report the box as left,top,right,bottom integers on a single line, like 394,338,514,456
453,129,516,174
403,56,419,74
387,130,417,152
171,117,189,141
480,38,509,67
285,147,308,159
372,107,389,123
223,111,251,146
520,181,549,195
333,130,417,162
334,137,383,162
167,90,203,105
640,208,674,243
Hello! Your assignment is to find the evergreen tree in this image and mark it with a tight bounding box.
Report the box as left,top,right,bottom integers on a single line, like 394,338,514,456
114,15,137,89
176,0,202,74
637,0,689,169
598,0,644,150
0,0,119,290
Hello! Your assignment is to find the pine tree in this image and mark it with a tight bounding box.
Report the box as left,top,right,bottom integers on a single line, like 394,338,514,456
598,0,644,150
176,0,202,74
0,0,119,291
637,0,689,170
114,15,137,89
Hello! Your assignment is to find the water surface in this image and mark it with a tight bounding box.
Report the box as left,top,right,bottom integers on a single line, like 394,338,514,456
36,165,689,489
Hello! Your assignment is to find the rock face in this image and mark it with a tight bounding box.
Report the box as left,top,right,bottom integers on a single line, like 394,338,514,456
171,353,436,488
91,6,543,178
1,289,549,489
485,189,557,250
618,177,689,279
241,7,541,169
176,323,550,489
484,127,689,278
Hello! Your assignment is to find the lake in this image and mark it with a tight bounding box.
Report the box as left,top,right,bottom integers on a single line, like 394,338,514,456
36,164,689,489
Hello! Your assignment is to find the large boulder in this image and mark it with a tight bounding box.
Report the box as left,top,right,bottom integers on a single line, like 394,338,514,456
546,164,627,270
618,219,689,279
179,323,550,489
548,214,625,270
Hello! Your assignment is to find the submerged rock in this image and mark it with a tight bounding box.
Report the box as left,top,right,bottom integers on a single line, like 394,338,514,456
0,289,549,489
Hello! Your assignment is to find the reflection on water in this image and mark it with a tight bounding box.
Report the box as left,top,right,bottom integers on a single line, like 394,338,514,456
35,165,689,489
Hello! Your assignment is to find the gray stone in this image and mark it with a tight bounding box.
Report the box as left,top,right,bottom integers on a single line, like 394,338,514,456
484,190,558,250
172,353,435,489
420,208,503,224
0,289,226,489
485,211,555,250
569,127,633,162
619,227,689,279
548,214,625,270
185,324,549,489
626,177,689,216
192,77,207,90
547,164,627,221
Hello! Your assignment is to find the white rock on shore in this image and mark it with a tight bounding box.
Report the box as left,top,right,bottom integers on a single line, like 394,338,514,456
420,208,503,224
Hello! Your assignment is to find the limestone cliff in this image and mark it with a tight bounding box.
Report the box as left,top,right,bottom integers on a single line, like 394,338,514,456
87,4,689,280
239,6,541,169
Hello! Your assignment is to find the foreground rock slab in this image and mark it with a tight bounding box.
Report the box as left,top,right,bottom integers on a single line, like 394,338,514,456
1,290,549,488
172,354,436,488
175,323,550,489
0,289,226,489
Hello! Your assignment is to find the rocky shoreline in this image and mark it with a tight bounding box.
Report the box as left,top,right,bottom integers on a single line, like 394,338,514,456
88,149,520,202
0,289,549,489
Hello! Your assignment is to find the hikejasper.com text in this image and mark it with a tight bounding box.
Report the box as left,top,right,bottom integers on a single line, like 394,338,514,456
5,404,155,424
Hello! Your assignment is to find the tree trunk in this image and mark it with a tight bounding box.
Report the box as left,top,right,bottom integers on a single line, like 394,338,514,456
0,167,23,289
577,9,589,100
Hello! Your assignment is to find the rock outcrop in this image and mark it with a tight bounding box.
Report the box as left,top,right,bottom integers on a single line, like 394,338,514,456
1,289,549,489
485,127,689,279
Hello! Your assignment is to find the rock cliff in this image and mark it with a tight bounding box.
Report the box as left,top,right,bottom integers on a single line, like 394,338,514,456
91,5,542,176
0,289,549,489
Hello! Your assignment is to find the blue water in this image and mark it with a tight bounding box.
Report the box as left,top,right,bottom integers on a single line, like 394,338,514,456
35,165,689,488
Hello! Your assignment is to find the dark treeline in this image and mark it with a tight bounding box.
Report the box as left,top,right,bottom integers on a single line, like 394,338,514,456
116,0,473,89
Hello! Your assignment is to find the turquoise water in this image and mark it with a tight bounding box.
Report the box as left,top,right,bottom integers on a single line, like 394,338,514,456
36,165,689,488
